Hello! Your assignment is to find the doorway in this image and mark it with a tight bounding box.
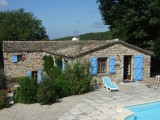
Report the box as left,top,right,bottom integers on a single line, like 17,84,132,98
123,56,132,81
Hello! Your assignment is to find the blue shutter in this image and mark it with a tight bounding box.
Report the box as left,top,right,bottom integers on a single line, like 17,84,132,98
12,55,18,63
27,70,31,78
109,56,115,74
38,70,43,83
62,59,65,71
90,57,98,75
133,55,144,81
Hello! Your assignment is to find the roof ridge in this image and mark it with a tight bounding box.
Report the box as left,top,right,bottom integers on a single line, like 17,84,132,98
3,39,154,57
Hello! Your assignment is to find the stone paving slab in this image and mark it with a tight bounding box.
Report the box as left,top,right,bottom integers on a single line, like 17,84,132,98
59,81,160,120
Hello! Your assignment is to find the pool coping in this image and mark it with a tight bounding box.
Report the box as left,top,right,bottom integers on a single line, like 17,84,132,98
115,105,133,120
115,100,160,120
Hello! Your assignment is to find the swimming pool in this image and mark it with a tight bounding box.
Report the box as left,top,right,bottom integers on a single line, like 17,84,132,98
125,101,160,120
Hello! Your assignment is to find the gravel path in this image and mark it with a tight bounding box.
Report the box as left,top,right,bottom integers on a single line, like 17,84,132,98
0,95,84,120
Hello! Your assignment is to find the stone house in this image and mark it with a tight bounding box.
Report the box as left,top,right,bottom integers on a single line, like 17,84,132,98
3,39,153,82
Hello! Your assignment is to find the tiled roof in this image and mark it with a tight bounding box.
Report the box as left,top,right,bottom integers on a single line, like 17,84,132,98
3,39,153,58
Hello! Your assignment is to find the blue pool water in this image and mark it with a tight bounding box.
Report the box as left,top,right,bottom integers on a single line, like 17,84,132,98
125,102,160,120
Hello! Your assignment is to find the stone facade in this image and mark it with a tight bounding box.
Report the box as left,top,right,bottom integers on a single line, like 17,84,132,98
3,42,152,82
79,44,151,82
3,52,46,77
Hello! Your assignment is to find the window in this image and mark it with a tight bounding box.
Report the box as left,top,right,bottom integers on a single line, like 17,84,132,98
12,55,23,63
17,55,23,61
32,71,38,79
98,58,107,73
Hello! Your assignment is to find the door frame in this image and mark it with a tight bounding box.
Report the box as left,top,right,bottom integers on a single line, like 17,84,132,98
123,55,132,82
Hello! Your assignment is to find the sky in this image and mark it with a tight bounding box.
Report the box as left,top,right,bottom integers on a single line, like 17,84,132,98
0,0,109,39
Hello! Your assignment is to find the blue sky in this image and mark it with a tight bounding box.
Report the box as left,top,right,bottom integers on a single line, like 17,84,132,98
0,0,109,39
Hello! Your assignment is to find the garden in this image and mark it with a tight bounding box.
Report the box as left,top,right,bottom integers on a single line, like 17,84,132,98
0,55,92,107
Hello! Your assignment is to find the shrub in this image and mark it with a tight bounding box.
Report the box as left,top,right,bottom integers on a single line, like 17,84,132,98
43,55,54,76
41,56,92,104
0,90,9,110
68,61,91,94
37,78,58,105
55,57,62,69
55,61,92,98
15,77,38,104
0,69,7,89
54,74,72,98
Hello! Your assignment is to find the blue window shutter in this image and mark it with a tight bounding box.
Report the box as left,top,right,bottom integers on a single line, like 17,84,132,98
90,57,98,75
133,55,144,81
62,59,65,71
38,70,43,83
27,70,31,78
109,56,115,74
12,55,18,63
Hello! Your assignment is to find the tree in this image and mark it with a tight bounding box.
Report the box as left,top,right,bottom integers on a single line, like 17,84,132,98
98,0,160,53
98,0,160,74
0,8,48,67
0,8,48,41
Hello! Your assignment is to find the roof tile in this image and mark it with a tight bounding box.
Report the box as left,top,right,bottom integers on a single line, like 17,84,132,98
3,39,153,58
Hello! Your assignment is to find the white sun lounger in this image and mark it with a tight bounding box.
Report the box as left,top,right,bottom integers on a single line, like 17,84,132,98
102,77,119,92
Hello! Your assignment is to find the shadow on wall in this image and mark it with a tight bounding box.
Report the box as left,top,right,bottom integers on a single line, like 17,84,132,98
151,56,160,76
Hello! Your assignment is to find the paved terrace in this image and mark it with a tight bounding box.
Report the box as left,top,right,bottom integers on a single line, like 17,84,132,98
59,80,160,120
1,79,160,120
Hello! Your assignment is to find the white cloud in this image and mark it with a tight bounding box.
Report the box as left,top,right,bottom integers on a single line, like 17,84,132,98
0,0,8,7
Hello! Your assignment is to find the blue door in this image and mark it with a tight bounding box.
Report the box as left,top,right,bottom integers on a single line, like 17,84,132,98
133,55,144,81
90,58,98,75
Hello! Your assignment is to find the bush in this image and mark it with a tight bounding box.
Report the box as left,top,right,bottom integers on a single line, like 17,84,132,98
43,55,63,79
0,69,7,89
55,61,92,98
38,57,92,105
13,60,92,105
0,90,9,110
37,78,58,105
15,77,38,104
43,55,54,76
54,74,71,98
66,61,91,94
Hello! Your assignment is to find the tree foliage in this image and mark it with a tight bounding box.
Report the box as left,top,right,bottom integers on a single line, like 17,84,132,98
0,8,48,41
53,31,113,40
0,69,7,89
43,55,54,76
98,0,160,55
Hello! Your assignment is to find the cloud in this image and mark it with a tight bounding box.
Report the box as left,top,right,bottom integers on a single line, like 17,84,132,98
90,21,106,28
0,0,8,7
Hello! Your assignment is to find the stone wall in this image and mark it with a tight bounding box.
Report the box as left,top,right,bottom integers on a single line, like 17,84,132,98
3,52,46,78
78,44,151,82
3,43,151,82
